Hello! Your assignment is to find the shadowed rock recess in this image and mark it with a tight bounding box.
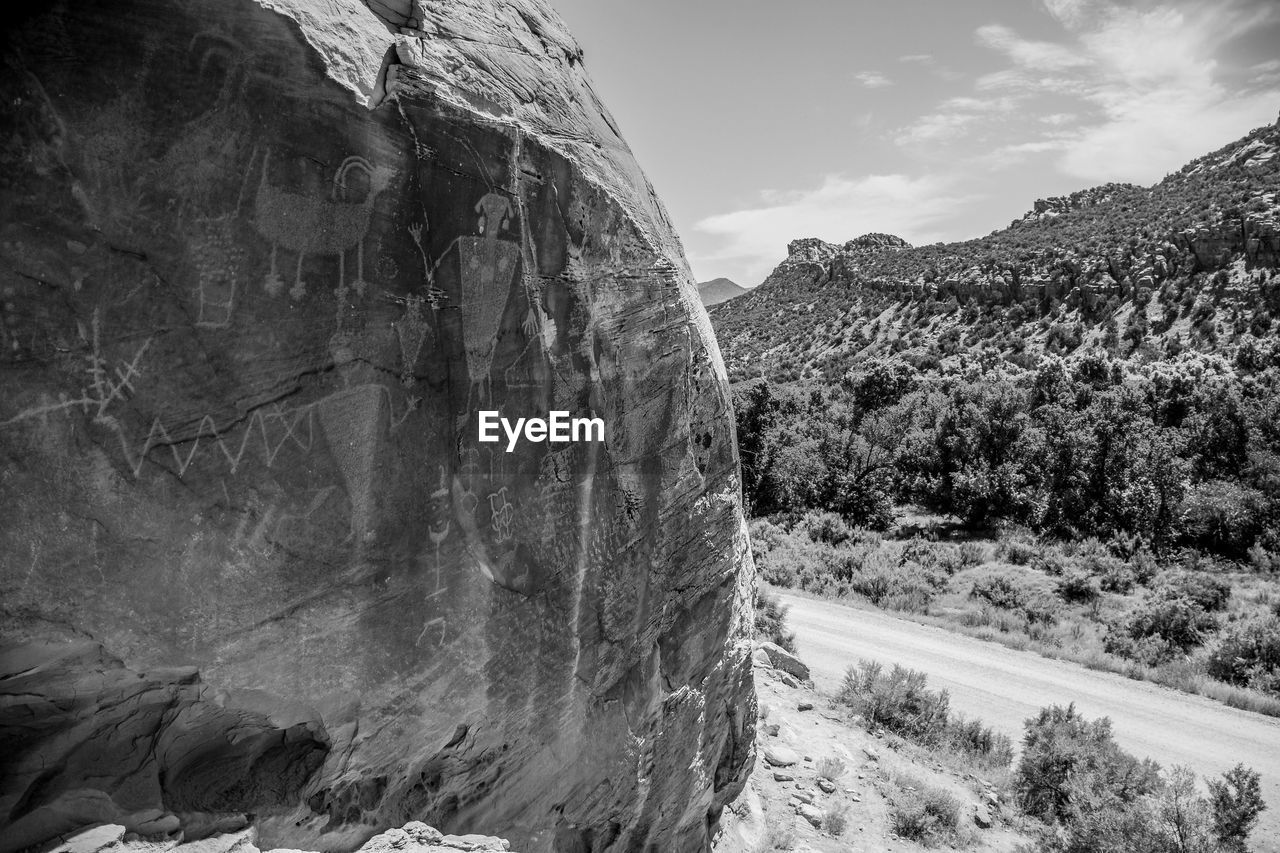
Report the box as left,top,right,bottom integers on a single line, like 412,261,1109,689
0,1,756,851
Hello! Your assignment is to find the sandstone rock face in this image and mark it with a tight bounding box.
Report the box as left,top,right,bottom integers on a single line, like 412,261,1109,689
0,2,755,852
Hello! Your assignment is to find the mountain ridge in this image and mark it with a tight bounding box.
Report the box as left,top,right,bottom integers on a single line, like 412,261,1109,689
711,116,1280,383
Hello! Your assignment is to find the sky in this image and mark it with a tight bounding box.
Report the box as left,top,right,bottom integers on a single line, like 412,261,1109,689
550,0,1280,287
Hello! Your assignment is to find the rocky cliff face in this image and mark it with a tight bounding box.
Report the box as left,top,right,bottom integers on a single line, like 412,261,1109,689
0,2,755,852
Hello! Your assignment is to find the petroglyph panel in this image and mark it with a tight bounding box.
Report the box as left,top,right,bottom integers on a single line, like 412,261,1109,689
0,1,754,852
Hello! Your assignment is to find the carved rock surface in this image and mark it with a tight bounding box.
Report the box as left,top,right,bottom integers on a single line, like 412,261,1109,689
0,1,755,851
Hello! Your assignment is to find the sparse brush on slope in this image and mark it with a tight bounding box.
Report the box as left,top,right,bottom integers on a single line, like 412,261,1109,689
837,660,1014,768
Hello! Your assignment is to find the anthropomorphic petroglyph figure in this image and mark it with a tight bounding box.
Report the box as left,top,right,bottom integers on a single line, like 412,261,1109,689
392,294,431,388
254,152,395,300
314,330,391,544
457,191,520,394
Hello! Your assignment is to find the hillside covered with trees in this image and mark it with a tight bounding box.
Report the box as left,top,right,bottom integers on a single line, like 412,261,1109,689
724,117,1280,716
712,119,1280,384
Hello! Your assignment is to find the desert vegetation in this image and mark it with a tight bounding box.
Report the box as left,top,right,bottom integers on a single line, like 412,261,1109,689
831,662,1266,851
740,352,1280,715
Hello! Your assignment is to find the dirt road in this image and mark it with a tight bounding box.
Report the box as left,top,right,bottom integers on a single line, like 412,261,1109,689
779,591,1280,849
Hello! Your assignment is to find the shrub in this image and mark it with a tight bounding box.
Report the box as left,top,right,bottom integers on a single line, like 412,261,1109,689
859,665,951,742
1129,548,1160,585
1153,570,1231,612
1206,617,1280,695
891,785,960,842
1104,596,1218,665
1208,764,1267,850
971,573,1026,610
823,803,850,837
1033,550,1073,576
946,714,1014,768
1081,553,1136,594
815,756,846,781
1015,704,1161,824
754,589,797,653
801,510,854,546
1180,480,1266,555
839,661,1011,766
1001,538,1040,566
1057,571,1101,604
970,568,1059,624
960,541,987,567
901,538,963,575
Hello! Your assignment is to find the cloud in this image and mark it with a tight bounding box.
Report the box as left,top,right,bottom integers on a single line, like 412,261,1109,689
975,24,1089,72
895,95,1022,146
1040,113,1077,126
692,173,975,286
854,70,893,88
898,54,933,63
1253,59,1280,87
962,0,1280,182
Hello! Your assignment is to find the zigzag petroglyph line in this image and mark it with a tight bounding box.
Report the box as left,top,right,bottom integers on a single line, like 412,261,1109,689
115,403,316,478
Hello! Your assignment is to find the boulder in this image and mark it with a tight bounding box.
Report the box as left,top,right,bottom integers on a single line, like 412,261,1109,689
0,1,755,851
796,804,824,828
751,648,773,668
758,643,811,680
763,746,800,768
973,807,993,829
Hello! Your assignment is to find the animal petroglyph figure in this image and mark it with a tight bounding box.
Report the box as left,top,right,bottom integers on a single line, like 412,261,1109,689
254,151,395,300
457,191,520,392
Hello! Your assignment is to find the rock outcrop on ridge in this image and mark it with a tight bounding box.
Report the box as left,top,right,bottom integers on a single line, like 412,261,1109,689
0,2,755,851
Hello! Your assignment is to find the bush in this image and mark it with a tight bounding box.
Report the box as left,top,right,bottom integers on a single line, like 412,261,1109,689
972,572,1026,610
970,568,1059,624
754,589,797,653
1081,553,1136,594
1208,764,1267,849
1180,480,1266,555
801,510,854,546
854,664,951,742
901,538,964,575
815,756,846,781
960,541,987,567
1206,617,1280,695
839,661,1012,767
1105,595,1218,664
822,803,850,837
1057,571,1102,604
1001,538,1040,566
1015,704,1161,824
1153,570,1231,612
891,784,960,842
